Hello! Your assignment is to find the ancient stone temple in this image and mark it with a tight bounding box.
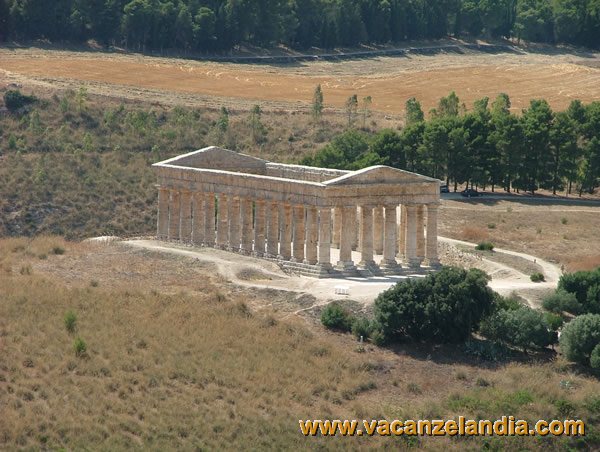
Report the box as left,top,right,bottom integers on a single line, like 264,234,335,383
153,146,441,278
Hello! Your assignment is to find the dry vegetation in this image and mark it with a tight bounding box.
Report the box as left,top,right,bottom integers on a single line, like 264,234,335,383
1,236,600,450
1,46,600,116
0,89,349,238
439,200,600,272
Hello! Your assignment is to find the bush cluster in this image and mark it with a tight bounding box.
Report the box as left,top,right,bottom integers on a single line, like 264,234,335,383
480,306,554,352
558,268,600,314
530,272,545,282
372,267,495,344
475,242,495,251
559,314,600,369
542,290,582,315
3,90,37,112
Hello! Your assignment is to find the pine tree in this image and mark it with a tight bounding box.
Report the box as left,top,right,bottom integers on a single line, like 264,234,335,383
311,84,324,122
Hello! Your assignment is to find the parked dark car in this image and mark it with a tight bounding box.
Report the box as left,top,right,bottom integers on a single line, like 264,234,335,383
440,184,450,193
461,188,481,197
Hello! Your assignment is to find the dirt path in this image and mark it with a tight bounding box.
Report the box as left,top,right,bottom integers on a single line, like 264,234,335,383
120,237,560,308
439,237,561,297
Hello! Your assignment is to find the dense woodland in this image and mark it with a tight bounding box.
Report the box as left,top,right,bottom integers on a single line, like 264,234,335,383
303,92,600,195
1,0,600,52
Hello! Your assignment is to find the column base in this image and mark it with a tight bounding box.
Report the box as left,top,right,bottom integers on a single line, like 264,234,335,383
358,261,384,277
380,259,402,275
335,261,358,276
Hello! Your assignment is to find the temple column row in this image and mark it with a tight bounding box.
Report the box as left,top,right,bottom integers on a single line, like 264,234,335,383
157,187,439,272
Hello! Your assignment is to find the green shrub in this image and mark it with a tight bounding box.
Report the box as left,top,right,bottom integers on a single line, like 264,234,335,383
559,314,600,366
561,217,568,225
463,339,509,362
374,266,495,344
480,306,554,351
555,399,577,418
351,317,372,340
370,327,387,346
494,292,523,312
73,337,87,357
530,272,545,282
51,246,66,255
321,303,354,332
487,223,496,229
590,344,600,370
544,312,564,331
558,268,600,314
4,90,37,112
64,311,77,333
543,290,582,315
475,242,494,251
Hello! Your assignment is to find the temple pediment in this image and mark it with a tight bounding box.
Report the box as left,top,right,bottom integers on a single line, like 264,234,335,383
155,146,268,172
323,166,439,186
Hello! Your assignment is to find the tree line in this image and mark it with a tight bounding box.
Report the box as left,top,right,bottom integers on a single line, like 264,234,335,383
1,0,600,52
303,90,600,196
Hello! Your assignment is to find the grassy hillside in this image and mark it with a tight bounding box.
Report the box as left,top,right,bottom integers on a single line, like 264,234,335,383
0,88,346,238
1,237,599,450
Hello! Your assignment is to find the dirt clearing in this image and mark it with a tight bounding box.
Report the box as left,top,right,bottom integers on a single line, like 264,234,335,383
1,46,600,114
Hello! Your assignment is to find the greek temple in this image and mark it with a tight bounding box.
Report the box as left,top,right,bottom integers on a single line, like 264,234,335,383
153,146,441,278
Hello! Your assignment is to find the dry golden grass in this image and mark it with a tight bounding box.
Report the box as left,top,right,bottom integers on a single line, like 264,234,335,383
1,237,600,450
460,226,490,243
2,48,600,115
567,255,600,272
440,200,600,271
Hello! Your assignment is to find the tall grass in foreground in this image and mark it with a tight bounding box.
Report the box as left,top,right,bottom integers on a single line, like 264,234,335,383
1,236,599,450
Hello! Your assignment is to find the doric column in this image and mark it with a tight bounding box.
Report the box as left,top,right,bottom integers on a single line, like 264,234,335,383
292,205,305,262
318,207,332,268
240,198,253,254
191,192,205,245
416,205,426,264
168,189,180,241
332,207,341,248
426,204,441,268
304,206,318,265
373,206,384,255
216,193,229,249
380,205,398,269
180,190,193,243
405,205,420,268
398,204,407,261
266,201,279,257
359,205,375,268
253,200,266,257
336,206,356,270
157,187,169,239
352,207,359,251
278,203,292,260
204,194,215,247
228,196,241,252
